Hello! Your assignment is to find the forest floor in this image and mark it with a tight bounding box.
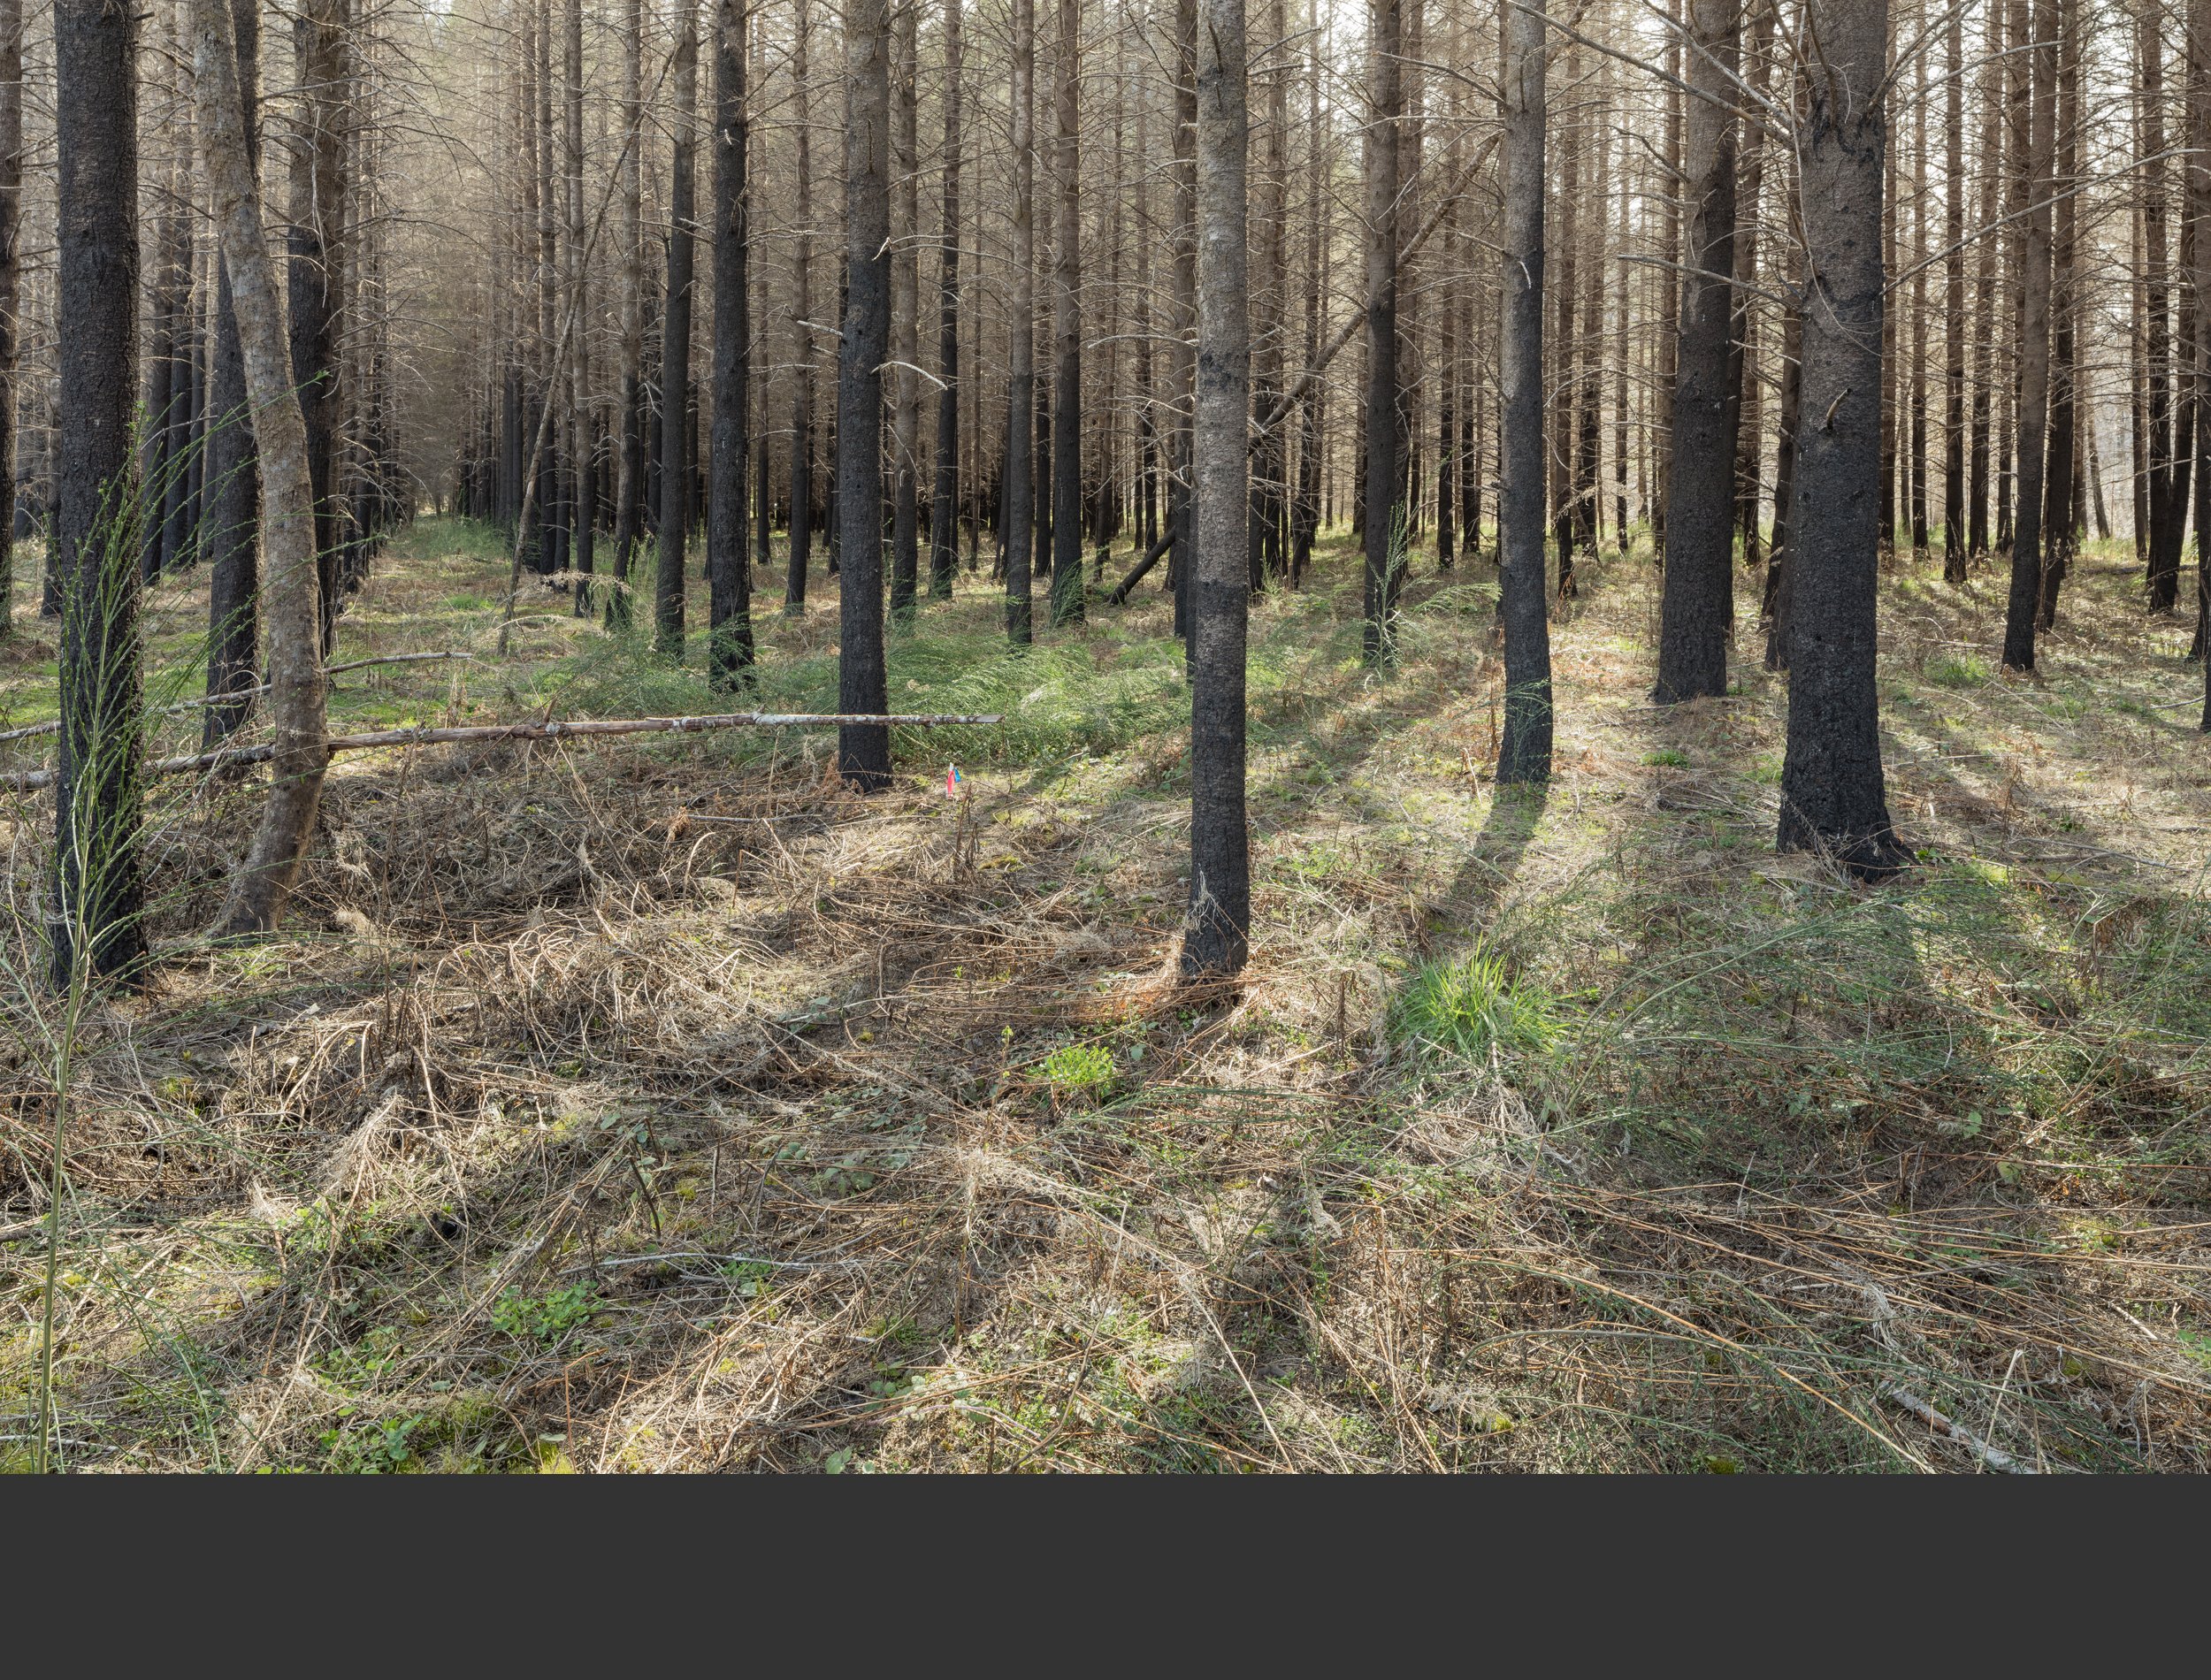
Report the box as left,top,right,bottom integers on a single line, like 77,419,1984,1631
4,518,2209,1472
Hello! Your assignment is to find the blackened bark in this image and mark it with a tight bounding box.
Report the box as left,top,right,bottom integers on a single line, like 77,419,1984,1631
2000,0,2054,673
1362,0,1401,664
567,0,597,615
1942,4,1966,583
52,0,145,982
838,0,893,789
785,0,816,612
1006,0,1037,644
0,0,17,635
928,0,963,599
889,2,921,622
654,2,699,656
1655,0,1740,703
1497,0,1551,783
1183,0,1249,981
1776,0,1907,878
203,0,261,746
708,0,753,688
607,0,644,629
1049,0,1084,625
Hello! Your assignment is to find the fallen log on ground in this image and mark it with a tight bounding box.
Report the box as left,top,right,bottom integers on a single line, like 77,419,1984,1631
2,710,1006,793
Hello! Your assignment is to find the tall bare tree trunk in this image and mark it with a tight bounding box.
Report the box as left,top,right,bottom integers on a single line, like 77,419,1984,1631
1496,0,1551,783
202,0,262,745
566,0,596,615
1183,0,1249,981
889,0,921,622
1050,0,1084,624
1006,0,1037,644
51,0,145,981
607,0,644,628
1942,3,1966,582
1655,0,1740,703
290,0,346,658
929,0,964,599
708,0,753,687
2001,0,2055,672
785,0,817,612
1361,0,1401,664
1777,0,1906,879
195,0,328,936
654,1,700,655
838,0,893,788
0,0,17,638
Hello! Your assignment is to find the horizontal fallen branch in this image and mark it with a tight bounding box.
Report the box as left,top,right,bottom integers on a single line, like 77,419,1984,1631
2,709,1005,792
0,651,475,748
1880,1384,2038,1474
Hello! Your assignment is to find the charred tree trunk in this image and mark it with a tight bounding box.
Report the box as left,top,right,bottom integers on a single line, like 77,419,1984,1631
1049,0,1084,625
1496,0,1552,783
928,0,963,599
203,0,262,745
889,1,920,622
654,2,699,656
708,0,754,688
1655,0,1740,703
1183,0,1250,981
1361,0,1402,664
785,0,817,612
1776,0,1907,879
838,0,893,787
607,0,645,629
1006,0,1037,644
51,0,146,981
2000,0,2054,673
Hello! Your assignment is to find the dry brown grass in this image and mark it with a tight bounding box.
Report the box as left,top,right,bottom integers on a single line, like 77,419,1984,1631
2,523,2207,1472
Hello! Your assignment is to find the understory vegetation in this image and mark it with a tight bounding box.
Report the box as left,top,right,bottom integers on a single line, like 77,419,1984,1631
3,519,2207,1472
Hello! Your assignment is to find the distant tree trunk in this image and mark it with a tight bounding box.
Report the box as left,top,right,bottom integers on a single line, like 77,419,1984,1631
888,2,920,622
0,0,15,637
1169,0,1197,645
708,0,753,688
654,1,699,656
0,0,17,638
2192,0,2211,699
1776,0,1906,879
194,0,328,937
1050,0,1084,625
566,0,597,615
928,0,963,599
607,0,644,629
1967,0,2001,557
2036,0,2076,631
1361,0,1402,665
785,0,816,612
1496,0,1551,783
1655,0,1740,704
1006,0,1037,643
51,0,145,982
838,0,893,787
203,0,261,746
1763,286,1802,670
1943,4,1966,583
2000,0,2054,673
290,0,346,658
2143,11,2181,612
1183,0,1249,981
